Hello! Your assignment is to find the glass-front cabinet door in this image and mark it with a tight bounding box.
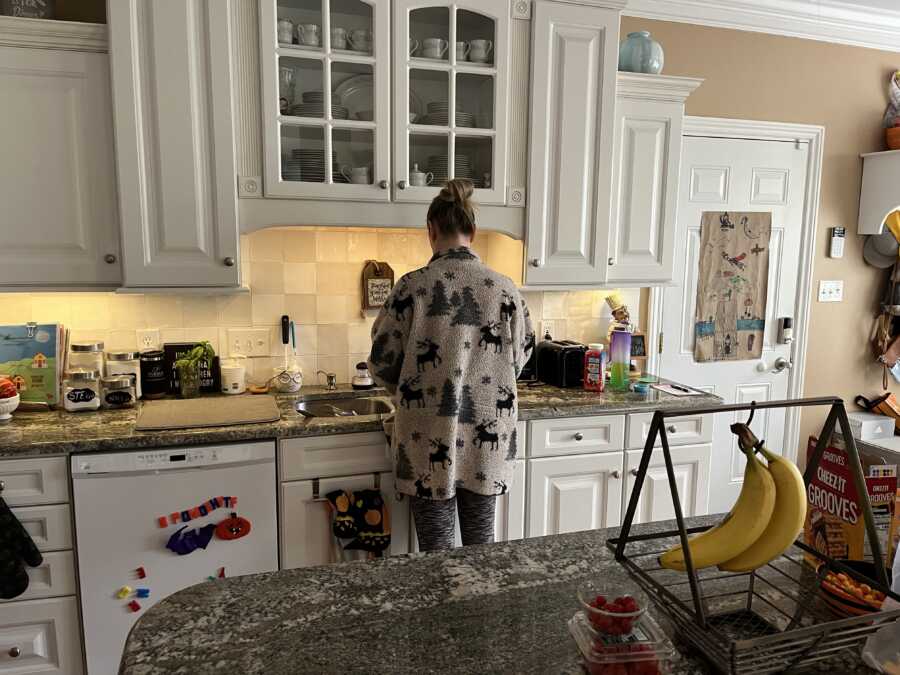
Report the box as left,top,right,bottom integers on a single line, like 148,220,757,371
393,1,509,205
260,0,391,200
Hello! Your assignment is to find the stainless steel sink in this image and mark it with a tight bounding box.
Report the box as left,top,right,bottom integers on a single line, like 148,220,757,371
295,397,394,418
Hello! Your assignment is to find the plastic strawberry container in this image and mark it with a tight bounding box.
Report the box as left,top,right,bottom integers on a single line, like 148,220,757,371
569,611,677,675
577,583,648,636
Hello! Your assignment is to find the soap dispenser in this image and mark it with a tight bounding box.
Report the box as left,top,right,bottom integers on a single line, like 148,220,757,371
352,362,375,390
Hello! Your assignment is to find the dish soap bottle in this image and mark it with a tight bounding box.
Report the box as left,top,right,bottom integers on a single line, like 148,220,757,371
352,362,375,390
583,343,605,392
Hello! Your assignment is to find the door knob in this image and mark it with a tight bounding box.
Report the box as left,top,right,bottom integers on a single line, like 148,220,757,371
573,432,584,441
104,254,117,264
379,180,388,189
223,257,236,267
529,258,541,268
8,647,21,658
398,180,407,189
772,357,792,373
610,470,621,479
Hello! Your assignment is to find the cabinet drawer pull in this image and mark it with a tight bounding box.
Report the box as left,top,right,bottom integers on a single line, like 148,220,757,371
104,254,117,264
666,425,677,433
8,646,21,658
223,256,236,267
610,470,620,479
573,432,584,442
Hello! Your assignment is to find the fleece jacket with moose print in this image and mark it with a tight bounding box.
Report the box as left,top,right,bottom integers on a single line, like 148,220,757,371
367,247,535,500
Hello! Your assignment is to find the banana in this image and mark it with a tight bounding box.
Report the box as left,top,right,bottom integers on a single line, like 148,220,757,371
718,446,807,572
659,446,776,571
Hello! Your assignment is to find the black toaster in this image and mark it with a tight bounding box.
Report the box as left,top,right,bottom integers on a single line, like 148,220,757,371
535,339,587,388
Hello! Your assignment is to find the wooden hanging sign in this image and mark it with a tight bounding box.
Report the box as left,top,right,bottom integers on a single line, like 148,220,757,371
362,260,395,310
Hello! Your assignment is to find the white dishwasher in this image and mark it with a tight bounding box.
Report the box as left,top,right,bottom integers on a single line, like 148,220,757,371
72,441,278,675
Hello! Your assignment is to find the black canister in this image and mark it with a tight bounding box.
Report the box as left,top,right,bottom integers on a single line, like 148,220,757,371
140,350,168,399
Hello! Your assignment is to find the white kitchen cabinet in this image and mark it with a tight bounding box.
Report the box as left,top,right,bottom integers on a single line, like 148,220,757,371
626,410,713,450
529,415,625,457
248,0,525,226
0,41,120,288
524,0,623,286
108,0,240,288
527,452,624,537
0,596,83,675
280,471,409,568
606,73,702,284
494,457,526,542
623,444,711,525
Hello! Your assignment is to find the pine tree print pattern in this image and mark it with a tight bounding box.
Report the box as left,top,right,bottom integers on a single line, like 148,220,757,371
366,248,535,499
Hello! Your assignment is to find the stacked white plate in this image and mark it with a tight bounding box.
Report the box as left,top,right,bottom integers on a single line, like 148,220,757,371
427,154,473,184
420,101,475,127
289,91,349,119
282,149,347,183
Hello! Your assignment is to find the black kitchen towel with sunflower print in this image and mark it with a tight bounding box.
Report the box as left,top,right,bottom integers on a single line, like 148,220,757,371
0,495,43,599
344,489,391,554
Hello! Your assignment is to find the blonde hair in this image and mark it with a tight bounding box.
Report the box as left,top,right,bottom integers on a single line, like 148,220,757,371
427,178,477,238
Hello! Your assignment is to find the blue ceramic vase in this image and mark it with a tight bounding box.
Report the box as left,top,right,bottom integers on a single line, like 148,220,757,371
618,31,664,74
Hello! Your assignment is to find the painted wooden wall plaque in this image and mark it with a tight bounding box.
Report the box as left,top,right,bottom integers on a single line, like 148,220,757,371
362,261,394,310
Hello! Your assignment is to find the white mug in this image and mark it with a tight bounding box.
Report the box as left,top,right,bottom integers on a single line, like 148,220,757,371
342,165,371,184
422,37,448,59
277,18,294,44
331,27,347,49
455,41,470,61
220,364,246,395
297,23,321,46
410,165,434,187
469,38,493,62
349,29,372,51
409,38,419,57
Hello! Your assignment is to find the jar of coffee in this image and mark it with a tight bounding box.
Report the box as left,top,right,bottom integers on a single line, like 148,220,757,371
140,350,168,399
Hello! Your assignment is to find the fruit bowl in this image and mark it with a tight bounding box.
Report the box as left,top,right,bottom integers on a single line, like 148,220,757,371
817,560,890,617
577,582,648,636
0,393,20,424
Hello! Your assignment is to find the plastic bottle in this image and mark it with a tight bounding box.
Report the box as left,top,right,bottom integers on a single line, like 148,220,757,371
583,343,606,391
608,325,633,391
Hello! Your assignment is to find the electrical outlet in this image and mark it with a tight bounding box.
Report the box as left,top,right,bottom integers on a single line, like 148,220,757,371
817,280,843,303
226,328,271,357
136,329,160,350
538,320,558,340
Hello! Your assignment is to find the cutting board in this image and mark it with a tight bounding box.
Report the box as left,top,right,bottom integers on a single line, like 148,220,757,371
135,396,281,431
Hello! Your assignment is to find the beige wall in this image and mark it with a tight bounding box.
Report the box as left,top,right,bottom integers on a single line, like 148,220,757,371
0,228,637,386
621,17,898,455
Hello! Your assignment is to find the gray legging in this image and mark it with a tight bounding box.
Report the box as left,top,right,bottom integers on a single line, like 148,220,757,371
410,489,496,551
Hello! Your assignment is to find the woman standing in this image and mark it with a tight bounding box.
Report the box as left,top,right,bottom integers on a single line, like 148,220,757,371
367,179,535,551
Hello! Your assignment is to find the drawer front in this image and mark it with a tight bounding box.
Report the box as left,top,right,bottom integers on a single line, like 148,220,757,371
280,432,391,481
0,552,76,604
10,505,72,552
528,415,625,457
626,412,713,450
0,458,68,507
0,596,82,674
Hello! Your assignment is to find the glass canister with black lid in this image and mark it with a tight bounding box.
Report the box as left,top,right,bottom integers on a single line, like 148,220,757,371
101,376,136,409
140,350,168,399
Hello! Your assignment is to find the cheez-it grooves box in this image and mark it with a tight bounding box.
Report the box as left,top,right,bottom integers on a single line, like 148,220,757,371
804,436,897,567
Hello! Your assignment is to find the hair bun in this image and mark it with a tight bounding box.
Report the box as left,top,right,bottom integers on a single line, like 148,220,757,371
442,178,474,206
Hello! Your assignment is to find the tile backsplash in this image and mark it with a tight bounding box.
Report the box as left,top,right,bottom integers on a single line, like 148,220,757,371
0,227,640,385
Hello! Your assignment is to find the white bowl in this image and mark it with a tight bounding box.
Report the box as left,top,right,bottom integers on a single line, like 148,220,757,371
0,393,20,423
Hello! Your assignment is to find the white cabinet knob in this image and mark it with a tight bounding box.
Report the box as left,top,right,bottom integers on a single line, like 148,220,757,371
529,258,541,268
223,257,236,267
666,425,677,433
610,470,621,479
9,647,21,658
573,432,584,441
630,468,639,476
398,180,407,190
608,257,616,266
379,180,388,189
104,254,117,264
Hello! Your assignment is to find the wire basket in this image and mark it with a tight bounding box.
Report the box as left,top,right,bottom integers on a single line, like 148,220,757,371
609,397,900,674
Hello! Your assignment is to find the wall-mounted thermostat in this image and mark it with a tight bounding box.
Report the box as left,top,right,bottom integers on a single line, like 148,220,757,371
829,227,845,258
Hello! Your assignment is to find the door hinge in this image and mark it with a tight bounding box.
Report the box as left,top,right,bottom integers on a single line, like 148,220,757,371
658,332,664,354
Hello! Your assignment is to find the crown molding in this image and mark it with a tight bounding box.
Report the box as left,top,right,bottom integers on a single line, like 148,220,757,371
0,15,107,52
543,0,628,10
616,71,704,101
622,0,900,53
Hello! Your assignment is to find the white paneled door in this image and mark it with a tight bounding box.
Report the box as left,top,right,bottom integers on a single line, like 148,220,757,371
658,135,809,513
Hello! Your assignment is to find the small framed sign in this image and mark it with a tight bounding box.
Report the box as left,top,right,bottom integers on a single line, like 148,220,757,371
362,260,395,310
630,332,647,358
2,0,55,18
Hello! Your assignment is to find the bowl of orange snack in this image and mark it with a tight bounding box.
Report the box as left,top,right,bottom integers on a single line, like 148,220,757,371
817,560,890,617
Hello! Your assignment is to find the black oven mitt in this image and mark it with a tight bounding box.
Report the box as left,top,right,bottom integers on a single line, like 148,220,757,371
0,495,43,600
344,489,391,554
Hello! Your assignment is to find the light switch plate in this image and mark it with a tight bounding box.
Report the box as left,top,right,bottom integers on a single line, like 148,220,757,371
818,279,843,302
227,328,271,357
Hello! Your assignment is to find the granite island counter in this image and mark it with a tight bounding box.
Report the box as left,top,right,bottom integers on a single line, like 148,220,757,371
119,516,874,675
0,378,720,459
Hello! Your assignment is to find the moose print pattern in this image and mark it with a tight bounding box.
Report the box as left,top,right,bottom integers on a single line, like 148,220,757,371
368,247,534,499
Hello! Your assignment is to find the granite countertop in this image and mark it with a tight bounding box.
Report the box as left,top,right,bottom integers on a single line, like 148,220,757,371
0,378,720,459
119,516,873,675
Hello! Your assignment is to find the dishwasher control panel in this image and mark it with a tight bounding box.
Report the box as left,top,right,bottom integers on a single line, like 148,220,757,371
71,441,275,475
